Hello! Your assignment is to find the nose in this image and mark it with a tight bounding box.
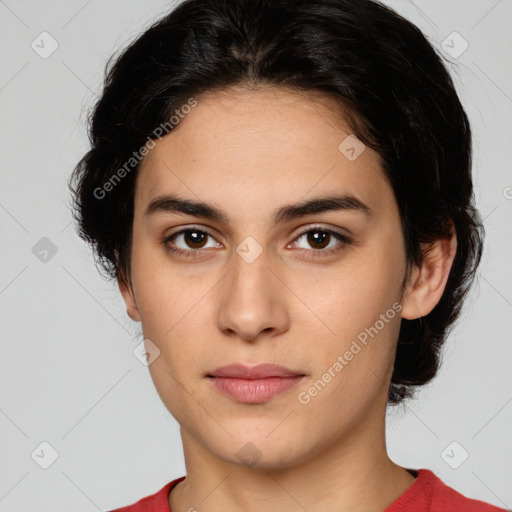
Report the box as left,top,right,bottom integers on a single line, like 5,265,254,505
216,248,290,343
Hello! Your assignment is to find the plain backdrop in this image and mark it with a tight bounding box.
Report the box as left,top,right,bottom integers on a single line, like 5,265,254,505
0,0,511,510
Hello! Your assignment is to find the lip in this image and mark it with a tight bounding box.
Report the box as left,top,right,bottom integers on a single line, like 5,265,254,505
208,363,305,379
208,376,306,404
207,364,306,404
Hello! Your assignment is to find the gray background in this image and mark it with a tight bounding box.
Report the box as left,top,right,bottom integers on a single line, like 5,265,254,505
0,0,511,510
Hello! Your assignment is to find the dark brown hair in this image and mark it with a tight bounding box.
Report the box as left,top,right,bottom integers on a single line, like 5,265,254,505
69,0,484,405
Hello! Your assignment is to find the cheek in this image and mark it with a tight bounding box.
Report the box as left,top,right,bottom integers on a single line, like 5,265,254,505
292,240,405,390
146,355,204,433
130,240,190,329
129,242,214,368
297,249,404,338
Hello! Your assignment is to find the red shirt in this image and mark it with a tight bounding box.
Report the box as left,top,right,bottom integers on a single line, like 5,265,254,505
109,469,508,511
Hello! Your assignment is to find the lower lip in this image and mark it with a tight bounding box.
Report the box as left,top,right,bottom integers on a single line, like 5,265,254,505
208,376,305,404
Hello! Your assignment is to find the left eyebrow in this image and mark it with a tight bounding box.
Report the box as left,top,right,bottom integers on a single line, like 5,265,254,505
143,193,373,226
273,194,373,224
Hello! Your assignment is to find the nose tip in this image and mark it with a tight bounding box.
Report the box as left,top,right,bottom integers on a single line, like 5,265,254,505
217,260,290,343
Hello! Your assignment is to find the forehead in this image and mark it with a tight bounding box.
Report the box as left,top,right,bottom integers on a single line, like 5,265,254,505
135,86,394,220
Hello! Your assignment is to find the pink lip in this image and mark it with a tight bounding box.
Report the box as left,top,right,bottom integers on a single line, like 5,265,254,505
208,363,304,379
207,364,306,404
208,376,305,403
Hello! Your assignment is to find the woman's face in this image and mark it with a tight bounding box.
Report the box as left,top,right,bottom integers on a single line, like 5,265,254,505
121,87,411,469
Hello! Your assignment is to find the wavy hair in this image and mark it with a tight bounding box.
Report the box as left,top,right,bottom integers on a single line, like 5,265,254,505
69,0,484,405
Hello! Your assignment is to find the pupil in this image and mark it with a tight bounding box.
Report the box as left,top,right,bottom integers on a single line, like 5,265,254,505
186,231,207,249
308,231,329,249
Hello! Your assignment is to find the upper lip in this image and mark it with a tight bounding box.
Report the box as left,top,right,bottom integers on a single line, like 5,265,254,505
208,363,305,379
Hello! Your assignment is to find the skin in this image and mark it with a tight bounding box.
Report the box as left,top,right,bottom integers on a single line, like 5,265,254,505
119,86,457,512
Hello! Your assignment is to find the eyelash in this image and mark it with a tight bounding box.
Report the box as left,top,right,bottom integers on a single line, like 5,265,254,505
162,225,352,259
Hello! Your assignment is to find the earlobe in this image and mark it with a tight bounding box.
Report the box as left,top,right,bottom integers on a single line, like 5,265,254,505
118,278,141,322
401,227,457,320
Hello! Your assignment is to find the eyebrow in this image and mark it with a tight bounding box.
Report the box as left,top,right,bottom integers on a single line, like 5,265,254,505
144,193,373,226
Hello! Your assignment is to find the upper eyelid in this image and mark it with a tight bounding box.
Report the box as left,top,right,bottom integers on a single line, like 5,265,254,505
166,225,219,242
166,224,350,246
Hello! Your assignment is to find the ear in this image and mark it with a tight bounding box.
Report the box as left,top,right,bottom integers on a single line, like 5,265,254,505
401,224,457,320
118,277,141,322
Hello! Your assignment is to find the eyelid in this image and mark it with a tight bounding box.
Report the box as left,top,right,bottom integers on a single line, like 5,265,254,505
163,223,352,255
164,223,349,241
293,223,350,239
289,225,352,254
164,224,219,240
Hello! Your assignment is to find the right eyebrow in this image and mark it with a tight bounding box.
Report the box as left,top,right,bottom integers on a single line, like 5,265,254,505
144,194,229,224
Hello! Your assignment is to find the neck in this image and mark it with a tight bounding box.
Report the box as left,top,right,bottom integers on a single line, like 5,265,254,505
169,401,416,512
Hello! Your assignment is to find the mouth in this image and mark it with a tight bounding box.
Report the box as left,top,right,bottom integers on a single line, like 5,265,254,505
207,363,306,379
206,363,306,404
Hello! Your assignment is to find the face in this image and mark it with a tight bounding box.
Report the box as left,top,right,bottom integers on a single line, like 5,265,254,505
120,86,412,469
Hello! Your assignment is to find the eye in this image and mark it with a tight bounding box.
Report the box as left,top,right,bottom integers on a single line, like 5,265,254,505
162,225,351,259
163,227,220,258
291,227,351,256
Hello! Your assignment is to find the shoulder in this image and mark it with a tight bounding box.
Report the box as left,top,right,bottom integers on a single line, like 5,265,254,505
395,469,509,512
107,476,186,512
427,470,508,511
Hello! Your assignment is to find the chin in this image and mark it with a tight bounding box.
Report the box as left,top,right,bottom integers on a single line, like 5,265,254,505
210,436,315,471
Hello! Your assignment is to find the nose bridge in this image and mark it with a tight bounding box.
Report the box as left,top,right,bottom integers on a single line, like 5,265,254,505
231,242,269,296
217,240,287,340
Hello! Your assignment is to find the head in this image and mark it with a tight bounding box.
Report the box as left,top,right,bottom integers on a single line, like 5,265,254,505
69,0,483,468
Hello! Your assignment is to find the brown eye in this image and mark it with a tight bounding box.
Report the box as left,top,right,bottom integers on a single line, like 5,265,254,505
306,231,330,249
292,227,351,256
163,228,220,257
181,230,209,249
